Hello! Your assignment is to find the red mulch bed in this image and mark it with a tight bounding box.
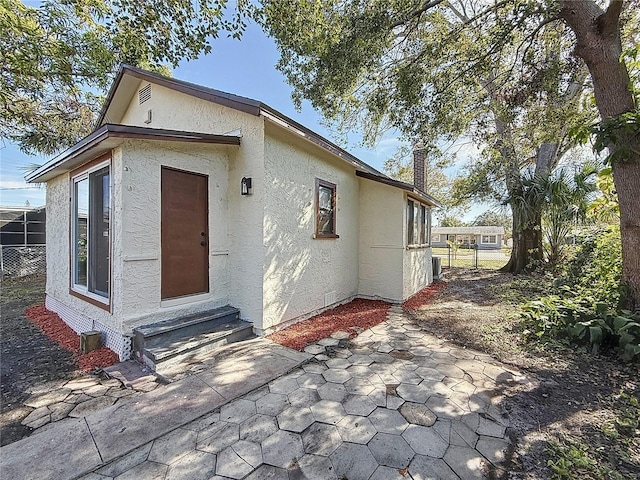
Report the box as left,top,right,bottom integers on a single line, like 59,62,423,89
267,298,391,351
25,305,119,371
402,282,446,311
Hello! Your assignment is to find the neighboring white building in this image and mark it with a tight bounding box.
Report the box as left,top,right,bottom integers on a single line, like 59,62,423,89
431,226,506,250
27,65,440,361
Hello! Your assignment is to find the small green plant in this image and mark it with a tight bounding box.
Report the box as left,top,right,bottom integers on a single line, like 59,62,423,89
546,440,597,479
546,439,625,480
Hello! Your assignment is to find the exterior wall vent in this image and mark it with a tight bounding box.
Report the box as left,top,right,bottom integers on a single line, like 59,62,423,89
324,291,336,307
139,84,151,104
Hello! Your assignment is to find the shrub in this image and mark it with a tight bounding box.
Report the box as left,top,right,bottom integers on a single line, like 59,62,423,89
520,225,640,361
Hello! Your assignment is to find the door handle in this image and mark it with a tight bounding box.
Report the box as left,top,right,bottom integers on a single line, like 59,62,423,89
201,241,207,246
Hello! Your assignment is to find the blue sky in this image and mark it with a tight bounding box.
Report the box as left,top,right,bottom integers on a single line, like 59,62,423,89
1,14,489,219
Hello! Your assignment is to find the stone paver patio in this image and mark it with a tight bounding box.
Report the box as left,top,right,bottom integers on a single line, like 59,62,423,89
76,306,528,479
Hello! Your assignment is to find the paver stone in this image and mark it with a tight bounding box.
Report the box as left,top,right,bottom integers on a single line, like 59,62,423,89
368,432,415,468
216,446,253,479
277,406,314,432
400,402,437,427
443,445,486,479
335,415,376,444
310,400,346,425
240,414,278,443
402,424,448,458
256,393,289,416
329,442,377,480
221,399,257,423
408,455,459,480
262,430,304,469
301,423,341,456
298,453,337,480
369,407,410,434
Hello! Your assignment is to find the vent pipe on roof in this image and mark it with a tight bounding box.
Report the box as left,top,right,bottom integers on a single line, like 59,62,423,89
413,144,427,193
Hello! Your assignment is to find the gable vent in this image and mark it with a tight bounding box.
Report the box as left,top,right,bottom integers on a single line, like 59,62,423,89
138,84,151,104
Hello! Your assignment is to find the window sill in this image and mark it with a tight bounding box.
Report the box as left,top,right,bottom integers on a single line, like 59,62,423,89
406,244,432,250
314,234,340,239
69,288,111,312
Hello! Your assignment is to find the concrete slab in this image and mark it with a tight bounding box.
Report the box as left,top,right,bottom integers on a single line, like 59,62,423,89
87,375,224,462
164,450,217,480
0,418,101,480
197,340,310,399
148,428,197,464
69,396,117,418
96,443,153,477
114,460,167,479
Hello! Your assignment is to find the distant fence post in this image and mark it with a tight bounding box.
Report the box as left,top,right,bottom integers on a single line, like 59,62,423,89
474,244,478,269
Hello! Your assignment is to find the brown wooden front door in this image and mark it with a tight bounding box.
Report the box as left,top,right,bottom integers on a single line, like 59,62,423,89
161,167,209,299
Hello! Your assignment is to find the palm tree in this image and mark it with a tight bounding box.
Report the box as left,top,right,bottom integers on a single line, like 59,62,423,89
509,161,599,269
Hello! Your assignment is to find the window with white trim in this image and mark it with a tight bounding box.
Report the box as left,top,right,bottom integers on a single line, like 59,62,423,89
481,234,497,244
72,162,111,302
407,199,432,246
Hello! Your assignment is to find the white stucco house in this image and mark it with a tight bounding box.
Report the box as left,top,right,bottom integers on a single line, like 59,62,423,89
26,65,439,364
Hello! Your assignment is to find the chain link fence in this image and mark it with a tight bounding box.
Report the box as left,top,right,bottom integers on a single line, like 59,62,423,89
432,245,511,270
1,245,46,278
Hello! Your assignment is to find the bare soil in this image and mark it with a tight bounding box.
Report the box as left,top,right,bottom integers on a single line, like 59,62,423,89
410,268,639,479
0,274,79,445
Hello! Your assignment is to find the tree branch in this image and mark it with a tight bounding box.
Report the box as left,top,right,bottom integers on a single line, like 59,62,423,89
597,0,623,37
391,0,447,29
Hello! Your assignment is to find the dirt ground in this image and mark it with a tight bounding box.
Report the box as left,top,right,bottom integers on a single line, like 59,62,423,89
411,268,639,479
0,274,80,446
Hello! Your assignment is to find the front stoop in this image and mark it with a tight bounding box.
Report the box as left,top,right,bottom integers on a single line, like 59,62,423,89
133,306,254,372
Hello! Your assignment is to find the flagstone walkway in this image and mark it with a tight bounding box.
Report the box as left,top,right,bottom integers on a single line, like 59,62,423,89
73,306,531,480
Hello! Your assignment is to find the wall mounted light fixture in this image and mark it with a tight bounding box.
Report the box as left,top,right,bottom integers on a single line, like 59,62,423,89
241,177,252,195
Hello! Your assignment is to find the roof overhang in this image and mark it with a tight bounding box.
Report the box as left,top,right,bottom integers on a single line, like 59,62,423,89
355,171,442,207
26,124,241,183
101,66,387,178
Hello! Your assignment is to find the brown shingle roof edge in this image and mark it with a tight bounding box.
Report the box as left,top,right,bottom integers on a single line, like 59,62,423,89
25,124,240,183
355,171,441,207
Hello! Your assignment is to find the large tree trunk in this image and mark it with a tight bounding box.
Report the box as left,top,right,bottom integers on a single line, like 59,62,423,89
560,0,640,309
503,208,544,273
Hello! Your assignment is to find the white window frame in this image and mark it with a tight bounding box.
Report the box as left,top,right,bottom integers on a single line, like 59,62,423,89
481,234,498,245
71,160,111,305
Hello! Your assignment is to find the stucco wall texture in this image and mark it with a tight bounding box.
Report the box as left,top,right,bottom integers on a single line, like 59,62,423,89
43,77,435,357
261,124,360,334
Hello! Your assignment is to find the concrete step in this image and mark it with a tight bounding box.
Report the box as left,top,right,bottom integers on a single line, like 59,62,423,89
134,305,240,339
145,319,254,363
133,306,254,372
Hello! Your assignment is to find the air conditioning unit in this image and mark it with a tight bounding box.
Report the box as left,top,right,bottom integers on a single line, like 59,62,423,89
432,256,442,280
